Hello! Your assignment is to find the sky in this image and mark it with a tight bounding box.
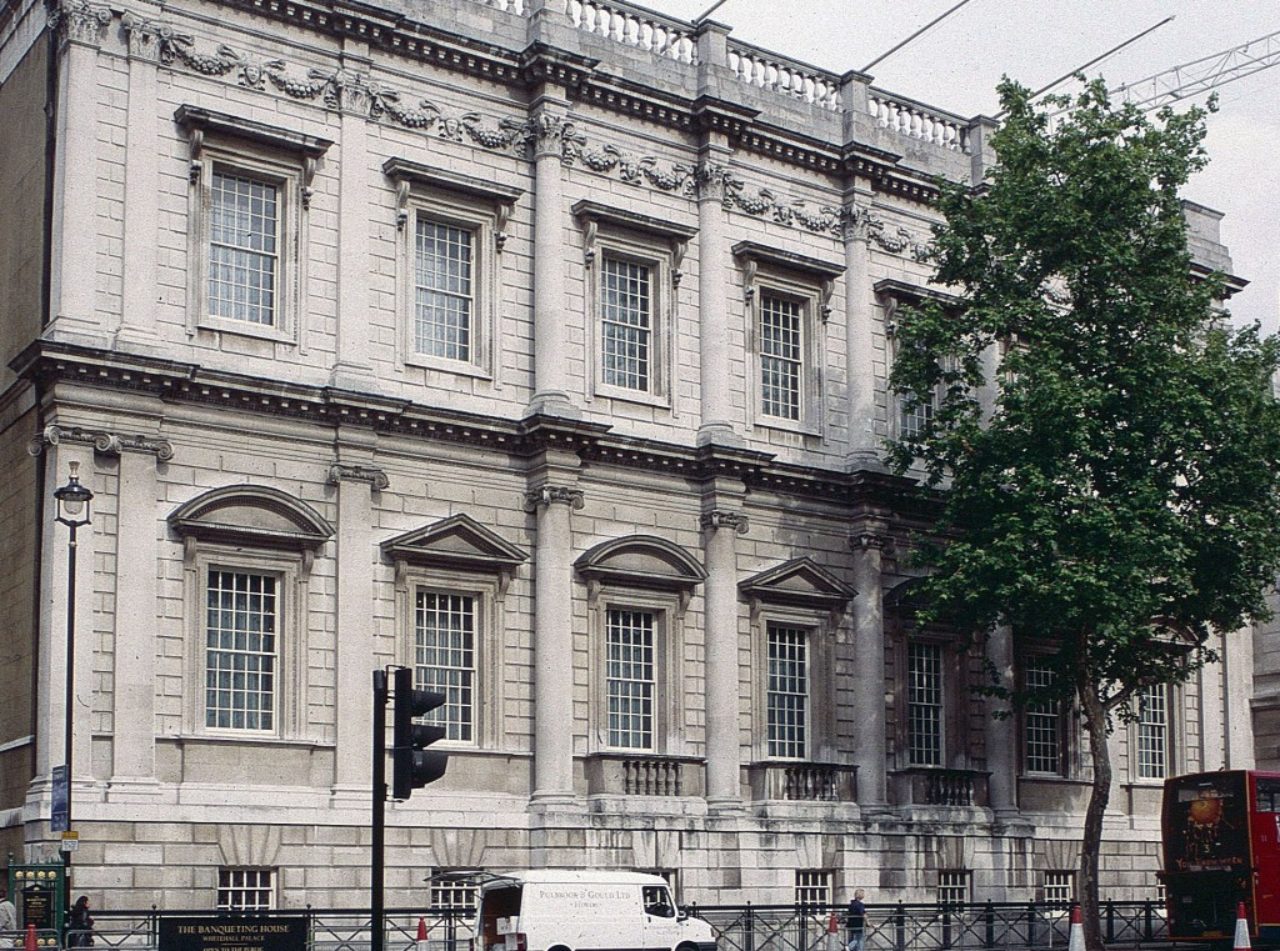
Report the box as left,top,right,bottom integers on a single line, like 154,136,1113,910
644,0,1280,331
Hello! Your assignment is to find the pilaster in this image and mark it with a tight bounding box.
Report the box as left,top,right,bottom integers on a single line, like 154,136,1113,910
843,195,883,470
849,524,888,808
47,0,113,346
695,143,741,446
525,453,584,807
329,439,386,797
700,480,748,812
985,625,1018,816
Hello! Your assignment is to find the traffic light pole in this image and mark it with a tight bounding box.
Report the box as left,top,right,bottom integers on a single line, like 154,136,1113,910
372,669,387,951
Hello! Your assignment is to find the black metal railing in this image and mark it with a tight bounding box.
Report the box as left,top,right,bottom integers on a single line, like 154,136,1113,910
46,899,1181,951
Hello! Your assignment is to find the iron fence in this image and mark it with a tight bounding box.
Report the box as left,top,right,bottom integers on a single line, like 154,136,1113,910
6,900,1192,951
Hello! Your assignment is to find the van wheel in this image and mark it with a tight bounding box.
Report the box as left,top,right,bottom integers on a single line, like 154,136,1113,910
548,944,572,951
676,942,699,951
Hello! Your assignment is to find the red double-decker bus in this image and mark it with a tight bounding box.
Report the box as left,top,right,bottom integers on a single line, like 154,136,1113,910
1161,770,1280,946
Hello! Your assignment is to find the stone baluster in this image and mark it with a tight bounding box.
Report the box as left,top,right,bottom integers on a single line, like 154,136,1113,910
526,474,584,806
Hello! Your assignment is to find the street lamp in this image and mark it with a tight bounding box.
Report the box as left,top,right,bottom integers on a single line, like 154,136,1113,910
53,461,92,925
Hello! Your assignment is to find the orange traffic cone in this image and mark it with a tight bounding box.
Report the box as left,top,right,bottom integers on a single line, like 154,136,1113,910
1067,904,1084,951
23,924,36,951
1235,902,1251,951
416,917,429,951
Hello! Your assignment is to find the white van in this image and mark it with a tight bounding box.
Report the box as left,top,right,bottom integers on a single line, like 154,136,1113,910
474,871,716,951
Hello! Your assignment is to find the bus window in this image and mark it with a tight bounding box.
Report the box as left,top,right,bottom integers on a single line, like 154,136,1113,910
1256,778,1280,813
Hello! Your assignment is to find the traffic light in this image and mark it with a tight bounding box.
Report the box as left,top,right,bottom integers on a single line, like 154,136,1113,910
391,666,448,800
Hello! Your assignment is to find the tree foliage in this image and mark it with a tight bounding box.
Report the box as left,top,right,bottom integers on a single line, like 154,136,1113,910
889,78,1280,946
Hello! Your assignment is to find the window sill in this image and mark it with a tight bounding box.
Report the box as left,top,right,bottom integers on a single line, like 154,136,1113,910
595,383,671,410
756,416,821,439
405,353,493,380
198,317,293,345
167,732,333,749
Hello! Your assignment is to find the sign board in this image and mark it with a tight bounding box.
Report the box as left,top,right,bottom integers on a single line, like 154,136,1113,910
50,766,69,833
158,916,308,951
61,832,79,853
22,887,55,932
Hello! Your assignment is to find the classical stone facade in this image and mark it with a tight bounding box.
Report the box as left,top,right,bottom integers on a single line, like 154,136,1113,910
0,0,1254,912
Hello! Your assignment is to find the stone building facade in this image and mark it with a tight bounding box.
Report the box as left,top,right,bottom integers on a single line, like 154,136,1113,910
0,0,1255,911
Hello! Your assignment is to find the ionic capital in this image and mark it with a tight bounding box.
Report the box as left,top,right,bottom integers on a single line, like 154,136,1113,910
700,510,749,535
29,424,174,461
523,485,584,512
327,463,389,491
50,0,112,47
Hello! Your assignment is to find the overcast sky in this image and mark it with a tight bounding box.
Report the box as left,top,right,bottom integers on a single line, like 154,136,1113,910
645,0,1279,331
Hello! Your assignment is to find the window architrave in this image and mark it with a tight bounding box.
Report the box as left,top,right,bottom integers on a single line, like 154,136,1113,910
573,200,696,411
384,158,523,382
877,279,967,442
176,106,330,347
1017,648,1079,780
381,513,528,751
734,241,842,438
576,535,705,757
741,558,854,764
168,485,333,743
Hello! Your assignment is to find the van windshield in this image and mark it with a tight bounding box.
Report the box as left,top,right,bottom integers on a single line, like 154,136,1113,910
642,885,675,918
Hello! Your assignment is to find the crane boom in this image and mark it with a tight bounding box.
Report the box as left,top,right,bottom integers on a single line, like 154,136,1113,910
1113,29,1280,112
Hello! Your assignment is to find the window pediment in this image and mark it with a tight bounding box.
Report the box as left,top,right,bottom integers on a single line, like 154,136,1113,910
739,557,855,612
575,535,706,599
168,485,333,569
381,514,528,591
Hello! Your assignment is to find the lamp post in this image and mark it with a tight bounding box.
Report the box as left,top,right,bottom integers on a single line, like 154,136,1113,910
53,461,93,923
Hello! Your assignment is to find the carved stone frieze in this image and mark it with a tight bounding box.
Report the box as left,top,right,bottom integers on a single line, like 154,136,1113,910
720,173,841,238
50,0,112,47
29,424,174,461
523,485,585,512
699,510,749,535
327,463,389,490
563,141,695,195
865,216,932,262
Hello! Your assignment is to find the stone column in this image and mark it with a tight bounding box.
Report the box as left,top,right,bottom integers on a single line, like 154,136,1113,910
843,198,880,468
525,469,582,805
109,436,172,794
527,103,576,417
984,624,1017,815
331,53,376,390
695,147,739,445
116,15,162,348
47,0,112,344
701,496,747,810
849,528,887,807
329,451,385,795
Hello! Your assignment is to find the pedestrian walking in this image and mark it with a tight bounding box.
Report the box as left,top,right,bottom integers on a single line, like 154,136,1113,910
68,895,94,947
0,887,16,933
846,889,867,951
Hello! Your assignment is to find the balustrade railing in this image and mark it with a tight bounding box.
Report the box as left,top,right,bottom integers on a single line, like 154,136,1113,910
895,767,989,807
467,0,527,14
561,0,696,62
748,761,857,802
868,90,970,152
584,752,704,797
726,41,842,111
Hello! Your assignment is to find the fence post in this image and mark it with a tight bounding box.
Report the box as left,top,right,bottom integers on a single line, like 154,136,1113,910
942,907,952,950
984,901,994,950
895,903,906,951
151,904,159,951
1105,901,1116,944
1025,903,1036,949
1143,900,1154,942
745,903,755,951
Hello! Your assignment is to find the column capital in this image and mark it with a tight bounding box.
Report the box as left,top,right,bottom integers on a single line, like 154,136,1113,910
528,108,585,163
700,510,749,535
524,484,584,512
29,424,173,461
51,0,112,48
850,530,890,552
120,13,171,61
327,463,389,491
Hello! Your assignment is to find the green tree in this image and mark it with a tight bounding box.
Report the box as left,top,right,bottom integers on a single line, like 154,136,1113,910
888,78,1280,949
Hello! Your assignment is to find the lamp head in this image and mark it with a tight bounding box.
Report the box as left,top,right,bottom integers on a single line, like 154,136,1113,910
54,461,94,525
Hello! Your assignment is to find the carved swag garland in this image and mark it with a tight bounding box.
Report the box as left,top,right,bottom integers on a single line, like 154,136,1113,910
119,12,933,254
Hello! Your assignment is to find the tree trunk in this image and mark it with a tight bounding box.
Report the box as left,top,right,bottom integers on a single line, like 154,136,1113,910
1078,683,1112,951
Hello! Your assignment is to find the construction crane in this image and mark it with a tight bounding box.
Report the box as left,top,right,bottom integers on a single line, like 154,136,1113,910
1113,29,1280,112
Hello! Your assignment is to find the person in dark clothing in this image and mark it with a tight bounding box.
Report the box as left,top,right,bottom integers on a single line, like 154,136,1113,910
68,895,94,947
846,889,867,951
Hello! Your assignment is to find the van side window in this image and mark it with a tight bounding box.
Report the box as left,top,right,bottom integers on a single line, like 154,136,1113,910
643,885,675,918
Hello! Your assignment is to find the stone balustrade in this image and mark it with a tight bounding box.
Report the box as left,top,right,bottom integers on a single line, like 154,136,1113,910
869,90,970,152
895,767,990,807
748,761,858,802
470,0,528,13
583,752,705,797
561,0,697,63
727,41,842,111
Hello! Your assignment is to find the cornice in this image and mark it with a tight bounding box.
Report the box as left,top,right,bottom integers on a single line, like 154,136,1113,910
14,341,936,515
